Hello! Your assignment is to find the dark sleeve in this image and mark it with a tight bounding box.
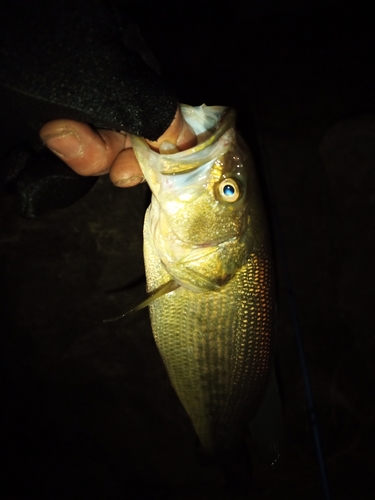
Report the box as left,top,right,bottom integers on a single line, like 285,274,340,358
0,0,178,217
0,0,178,149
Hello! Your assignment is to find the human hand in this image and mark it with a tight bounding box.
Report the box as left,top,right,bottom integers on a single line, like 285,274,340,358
2,0,193,215
40,106,196,188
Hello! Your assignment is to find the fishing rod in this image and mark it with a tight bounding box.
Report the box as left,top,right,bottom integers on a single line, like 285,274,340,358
249,97,332,500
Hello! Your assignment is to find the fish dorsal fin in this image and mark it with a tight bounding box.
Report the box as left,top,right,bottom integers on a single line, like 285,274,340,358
248,370,284,465
103,280,179,323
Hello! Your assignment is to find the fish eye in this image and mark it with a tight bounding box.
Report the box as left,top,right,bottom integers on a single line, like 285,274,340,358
218,178,241,202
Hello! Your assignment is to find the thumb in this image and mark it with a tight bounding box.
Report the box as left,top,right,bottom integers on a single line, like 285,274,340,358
146,106,196,154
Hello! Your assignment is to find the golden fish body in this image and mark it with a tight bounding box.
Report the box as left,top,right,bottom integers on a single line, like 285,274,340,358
131,105,281,462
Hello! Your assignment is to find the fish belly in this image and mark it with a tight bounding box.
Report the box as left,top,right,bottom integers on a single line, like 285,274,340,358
143,208,274,457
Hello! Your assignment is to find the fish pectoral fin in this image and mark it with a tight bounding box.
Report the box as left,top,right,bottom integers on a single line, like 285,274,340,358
103,280,180,323
248,370,284,465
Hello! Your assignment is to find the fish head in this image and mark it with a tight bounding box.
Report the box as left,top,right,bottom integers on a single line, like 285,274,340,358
131,105,265,292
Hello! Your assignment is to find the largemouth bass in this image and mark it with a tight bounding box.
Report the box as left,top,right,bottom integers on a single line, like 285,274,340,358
130,105,282,478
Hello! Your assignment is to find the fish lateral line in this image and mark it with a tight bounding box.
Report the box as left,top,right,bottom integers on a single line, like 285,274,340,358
103,280,180,323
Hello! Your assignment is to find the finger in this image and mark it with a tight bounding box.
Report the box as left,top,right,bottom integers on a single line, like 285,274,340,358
40,120,128,176
109,148,144,187
146,106,196,152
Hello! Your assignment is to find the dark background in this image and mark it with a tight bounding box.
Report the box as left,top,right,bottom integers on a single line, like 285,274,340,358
1,0,374,498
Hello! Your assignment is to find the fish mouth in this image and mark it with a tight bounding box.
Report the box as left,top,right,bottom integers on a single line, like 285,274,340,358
159,107,235,175
130,106,236,176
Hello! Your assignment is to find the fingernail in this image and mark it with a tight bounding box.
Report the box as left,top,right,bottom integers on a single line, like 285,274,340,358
43,131,83,159
159,141,179,154
114,175,145,187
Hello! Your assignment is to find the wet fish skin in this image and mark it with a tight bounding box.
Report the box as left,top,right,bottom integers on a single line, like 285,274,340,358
131,105,279,461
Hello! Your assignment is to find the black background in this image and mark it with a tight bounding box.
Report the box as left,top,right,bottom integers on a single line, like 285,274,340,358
1,0,374,498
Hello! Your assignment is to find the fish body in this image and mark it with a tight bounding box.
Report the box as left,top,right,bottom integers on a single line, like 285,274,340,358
130,105,282,466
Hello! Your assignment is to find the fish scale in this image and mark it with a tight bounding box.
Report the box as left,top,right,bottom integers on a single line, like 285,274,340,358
144,207,273,455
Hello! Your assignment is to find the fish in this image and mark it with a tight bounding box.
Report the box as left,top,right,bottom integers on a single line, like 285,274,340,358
130,104,283,482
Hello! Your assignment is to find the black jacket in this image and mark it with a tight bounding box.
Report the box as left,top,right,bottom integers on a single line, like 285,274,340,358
0,0,177,216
